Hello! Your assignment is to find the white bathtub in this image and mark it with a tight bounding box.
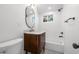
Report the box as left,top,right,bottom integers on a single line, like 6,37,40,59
0,38,23,54
45,40,64,54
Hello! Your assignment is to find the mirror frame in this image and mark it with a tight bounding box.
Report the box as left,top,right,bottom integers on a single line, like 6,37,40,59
25,5,35,31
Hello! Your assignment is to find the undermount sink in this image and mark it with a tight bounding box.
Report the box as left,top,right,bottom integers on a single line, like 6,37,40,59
24,30,45,35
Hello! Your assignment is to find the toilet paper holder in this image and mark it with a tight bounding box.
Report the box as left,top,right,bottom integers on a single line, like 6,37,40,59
72,43,79,49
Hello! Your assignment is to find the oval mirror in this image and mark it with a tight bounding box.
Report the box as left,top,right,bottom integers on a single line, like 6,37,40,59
25,5,35,31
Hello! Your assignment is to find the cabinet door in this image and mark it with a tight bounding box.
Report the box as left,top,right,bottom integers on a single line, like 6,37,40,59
30,35,38,53
24,34,30,51
41,33,45,52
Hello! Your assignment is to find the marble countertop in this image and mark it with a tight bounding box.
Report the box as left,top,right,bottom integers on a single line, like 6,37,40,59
24,30,45,34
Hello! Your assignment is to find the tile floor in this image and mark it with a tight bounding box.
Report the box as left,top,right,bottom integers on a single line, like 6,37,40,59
24,49,64,54
44,49,63,54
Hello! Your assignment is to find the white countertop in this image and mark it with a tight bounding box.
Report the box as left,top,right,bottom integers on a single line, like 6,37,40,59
24,30,45,34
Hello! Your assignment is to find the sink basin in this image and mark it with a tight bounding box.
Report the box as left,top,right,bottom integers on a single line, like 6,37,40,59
24,30,45,35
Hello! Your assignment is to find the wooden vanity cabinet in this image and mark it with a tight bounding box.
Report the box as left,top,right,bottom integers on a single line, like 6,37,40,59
24,32,45,54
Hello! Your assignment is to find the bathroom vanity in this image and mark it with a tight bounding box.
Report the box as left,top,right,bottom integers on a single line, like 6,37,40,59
24,31,45,54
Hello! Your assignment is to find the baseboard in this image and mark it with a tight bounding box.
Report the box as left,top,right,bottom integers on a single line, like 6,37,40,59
45,42,64,54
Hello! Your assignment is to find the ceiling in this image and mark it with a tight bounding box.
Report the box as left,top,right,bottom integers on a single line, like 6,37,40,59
37,4,63,14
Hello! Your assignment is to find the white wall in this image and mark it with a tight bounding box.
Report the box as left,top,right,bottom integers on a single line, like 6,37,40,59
0,4,27,42
38,11,63,43
62,4,79,54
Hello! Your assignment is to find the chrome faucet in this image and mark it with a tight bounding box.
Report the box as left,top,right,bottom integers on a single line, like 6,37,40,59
65,17,75,23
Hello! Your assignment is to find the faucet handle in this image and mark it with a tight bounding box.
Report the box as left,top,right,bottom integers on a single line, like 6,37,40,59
60,32,63,34
59,32,64,38
59,36,63,38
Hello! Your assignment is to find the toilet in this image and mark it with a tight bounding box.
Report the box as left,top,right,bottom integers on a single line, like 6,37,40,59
0,38,23,54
